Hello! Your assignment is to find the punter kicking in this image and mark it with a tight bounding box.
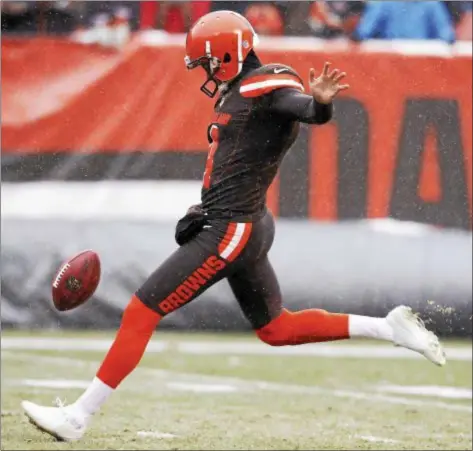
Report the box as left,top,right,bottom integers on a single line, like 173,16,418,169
22,10,445,441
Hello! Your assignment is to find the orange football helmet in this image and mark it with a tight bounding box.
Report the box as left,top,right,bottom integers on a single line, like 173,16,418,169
185,10,259,97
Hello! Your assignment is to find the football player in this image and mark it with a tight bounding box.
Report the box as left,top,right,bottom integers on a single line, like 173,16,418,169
21,10,446,441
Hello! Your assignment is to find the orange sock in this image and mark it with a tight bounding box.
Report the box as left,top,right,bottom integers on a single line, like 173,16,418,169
96,295,161,388
256,308,349,346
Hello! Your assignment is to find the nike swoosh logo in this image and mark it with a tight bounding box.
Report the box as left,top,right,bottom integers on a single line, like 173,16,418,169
274,68,287,74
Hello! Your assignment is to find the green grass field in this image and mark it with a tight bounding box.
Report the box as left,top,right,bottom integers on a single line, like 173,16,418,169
1,330,471,450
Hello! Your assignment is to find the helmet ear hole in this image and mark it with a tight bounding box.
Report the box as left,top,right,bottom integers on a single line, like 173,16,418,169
223,53,232,63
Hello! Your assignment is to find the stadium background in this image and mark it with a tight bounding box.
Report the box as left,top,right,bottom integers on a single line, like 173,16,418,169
1,0,472,337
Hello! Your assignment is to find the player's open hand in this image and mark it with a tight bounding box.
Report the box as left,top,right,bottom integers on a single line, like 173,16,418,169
309,62,349,104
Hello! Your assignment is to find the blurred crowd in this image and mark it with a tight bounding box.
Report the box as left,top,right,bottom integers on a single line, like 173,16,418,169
2,0,472,42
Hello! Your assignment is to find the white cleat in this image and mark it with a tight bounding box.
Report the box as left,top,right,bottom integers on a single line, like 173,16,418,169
386,305,446,366
21,398,88,442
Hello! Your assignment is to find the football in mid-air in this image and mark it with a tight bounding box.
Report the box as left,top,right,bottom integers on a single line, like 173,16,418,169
51,250,101,311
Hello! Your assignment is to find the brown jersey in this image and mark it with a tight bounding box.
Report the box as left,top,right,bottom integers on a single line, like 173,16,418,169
200,60,332,221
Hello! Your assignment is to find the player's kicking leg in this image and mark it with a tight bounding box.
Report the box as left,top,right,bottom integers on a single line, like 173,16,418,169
21,221,250,441
229,255,446,366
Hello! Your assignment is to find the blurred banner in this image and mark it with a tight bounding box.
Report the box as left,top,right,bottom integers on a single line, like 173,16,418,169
1,35,472,335
2,36,472,228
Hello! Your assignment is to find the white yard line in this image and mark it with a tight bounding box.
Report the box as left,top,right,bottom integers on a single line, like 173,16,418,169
166,382,239,393
2,337,471,361
3,351,472,414
137,431,178,439
375,384,472,400
19,379,91,389
356,435,400,444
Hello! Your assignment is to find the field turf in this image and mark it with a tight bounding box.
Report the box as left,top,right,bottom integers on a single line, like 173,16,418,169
1,330,471,450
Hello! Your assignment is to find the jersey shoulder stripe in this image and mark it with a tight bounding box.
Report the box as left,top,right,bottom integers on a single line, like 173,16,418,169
239,64,304,98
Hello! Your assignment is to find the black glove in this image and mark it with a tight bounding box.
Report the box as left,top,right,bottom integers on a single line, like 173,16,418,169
175,204,208,246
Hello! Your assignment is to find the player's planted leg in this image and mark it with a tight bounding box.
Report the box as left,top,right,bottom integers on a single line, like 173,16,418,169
21,295,160,441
